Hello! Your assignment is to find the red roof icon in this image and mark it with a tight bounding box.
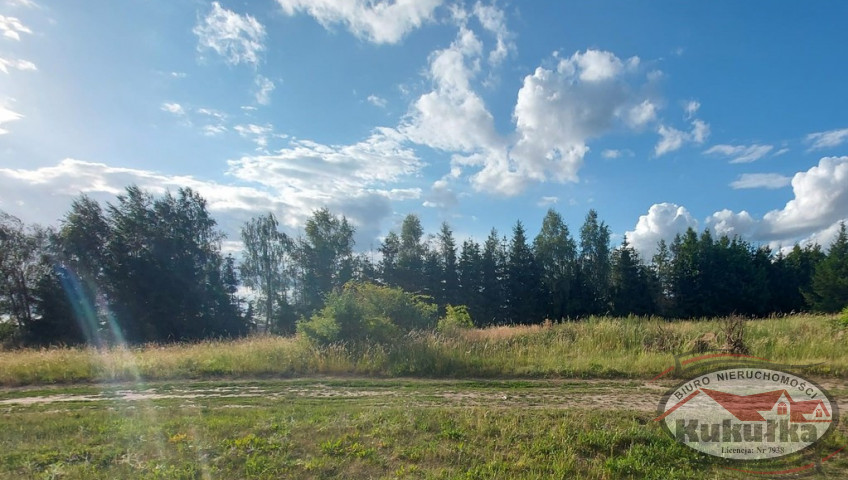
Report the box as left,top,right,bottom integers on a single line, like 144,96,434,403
656,388,832,423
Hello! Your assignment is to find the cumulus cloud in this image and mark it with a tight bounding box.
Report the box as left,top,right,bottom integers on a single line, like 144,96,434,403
705,144,773,163
508,50,643,188
0,15,31,41
696,157,848,250
625,100,657,128
705,209,756,238
760,156,848,239
276,0,443,44
654,119,709,156
194,2,266,66
0,57,36,74
626,202,698,258
684,100,700,119
473,1,515,66
730,173,790,190
0,104,23,134
254,75,275,105
401,26,497,153
401,41,658,196
806,127,848,151
654,125,686,156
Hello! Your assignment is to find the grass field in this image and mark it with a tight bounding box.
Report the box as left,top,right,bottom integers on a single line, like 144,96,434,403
0,314,846,387
2,314,847,478
2,378,846,479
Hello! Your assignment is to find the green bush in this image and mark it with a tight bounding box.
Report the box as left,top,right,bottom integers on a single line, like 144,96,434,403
0,321,19,348
840,306,848,328
297,282,437,345
436,305,474,334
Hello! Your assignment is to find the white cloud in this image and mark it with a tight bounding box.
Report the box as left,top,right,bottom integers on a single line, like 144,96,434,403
160,102,185,115
806,127,848,151
276,0,443,44
402,43,656,196
0,57,36,74
760,156,848,239
654,125,686,156
472,1,515,66
508,50,642,189
700,156,848,249
0,15,31,41
705,144,773,163
197,107,226,120
684,100,700,119
422,176,458,209
234,123,274,149
367,94,387,108
194,2,266,66
654,119,709,156
705,209,756,238
0,148,420,247
202,124,227,136
537,196,558,207
691,119,709,144
227,127,423,237
601,149,633,159
626,202,698,258
625,100,657,128
0,104,23,134
730,173,791,190
400,26,500,154
5,0,40,8
568,49,625,82
254,75,275,105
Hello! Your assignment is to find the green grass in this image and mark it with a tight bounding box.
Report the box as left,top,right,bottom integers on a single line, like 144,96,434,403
3,379,845,479
0,314,846,387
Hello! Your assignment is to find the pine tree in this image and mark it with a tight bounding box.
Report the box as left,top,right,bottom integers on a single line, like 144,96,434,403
806,222,848,312
578,210,611,315
533,209,577,321
437,222,459,309
458,239,483,324
610,236,656,316
506,221,542,324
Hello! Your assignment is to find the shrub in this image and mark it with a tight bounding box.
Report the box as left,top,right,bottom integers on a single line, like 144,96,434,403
436,305,474,334
719,316,749,354
297,282,437,345
0,320,19,349
838,306,848,328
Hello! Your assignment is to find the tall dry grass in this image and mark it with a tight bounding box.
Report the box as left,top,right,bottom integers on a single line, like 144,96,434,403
0,314,844,386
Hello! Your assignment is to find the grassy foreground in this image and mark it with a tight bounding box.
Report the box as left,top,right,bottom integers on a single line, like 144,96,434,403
0,314,846,386
2,379,846,479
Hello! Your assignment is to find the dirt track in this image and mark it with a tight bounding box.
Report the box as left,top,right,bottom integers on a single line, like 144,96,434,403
3,378,847,414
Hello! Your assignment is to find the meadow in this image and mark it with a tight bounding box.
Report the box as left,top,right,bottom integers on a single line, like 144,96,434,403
2,314,847,479
2,378,846,479
0,314,846,387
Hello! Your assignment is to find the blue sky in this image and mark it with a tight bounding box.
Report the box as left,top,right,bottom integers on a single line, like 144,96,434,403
2,0,848,257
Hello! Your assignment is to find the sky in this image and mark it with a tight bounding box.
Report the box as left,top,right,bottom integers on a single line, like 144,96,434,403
1,0,848,258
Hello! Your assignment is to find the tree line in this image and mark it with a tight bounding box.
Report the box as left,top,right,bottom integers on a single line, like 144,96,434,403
2,185,847,346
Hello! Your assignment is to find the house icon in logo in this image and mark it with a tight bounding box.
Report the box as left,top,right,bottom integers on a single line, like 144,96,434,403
657,388,832,423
